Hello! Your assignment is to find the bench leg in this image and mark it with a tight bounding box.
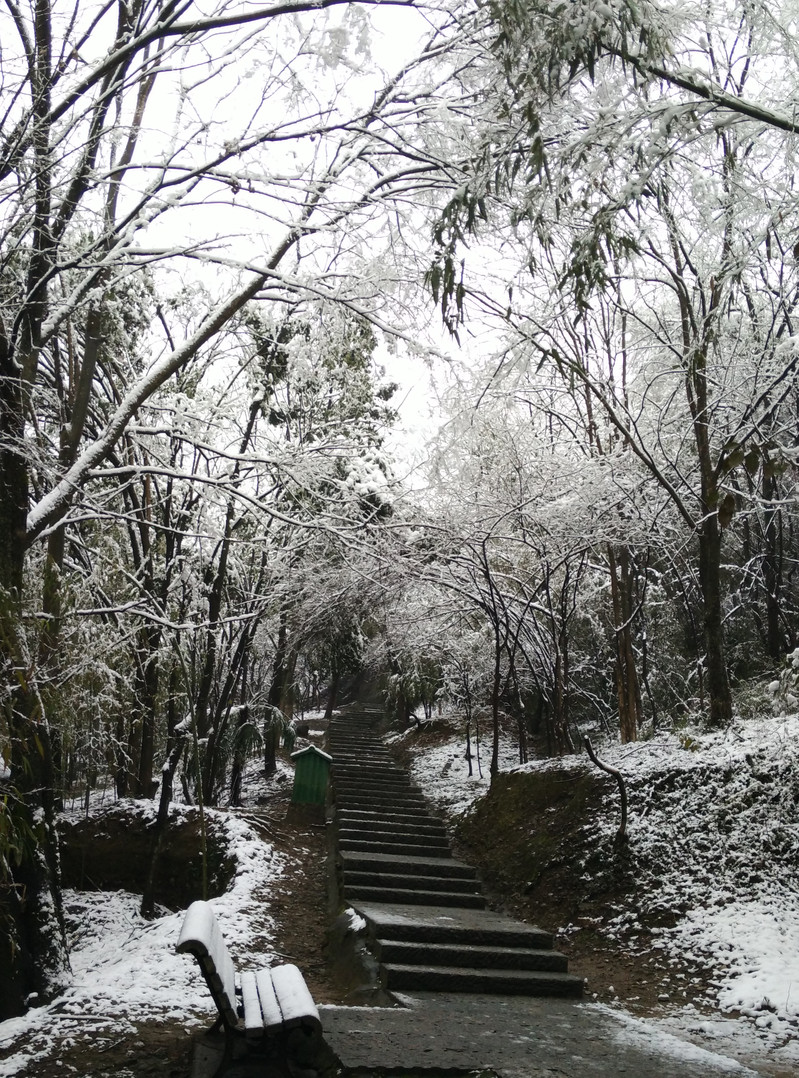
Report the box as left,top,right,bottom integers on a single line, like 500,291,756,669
196,1018,238,1078
213,1034,233,1078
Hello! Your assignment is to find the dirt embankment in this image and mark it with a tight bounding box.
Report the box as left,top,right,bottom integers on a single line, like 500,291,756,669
452,765,707,1016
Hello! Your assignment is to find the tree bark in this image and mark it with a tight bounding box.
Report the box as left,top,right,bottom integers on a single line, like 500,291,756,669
0,320,71,1017
761,465,784,662
608,545,643,743
140,706,189,918
697,519,732,726
489,618,502,779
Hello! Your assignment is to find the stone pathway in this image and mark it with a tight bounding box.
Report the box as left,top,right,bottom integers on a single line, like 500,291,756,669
320,993,760,1077
328,712,583,997
319,712,760,1076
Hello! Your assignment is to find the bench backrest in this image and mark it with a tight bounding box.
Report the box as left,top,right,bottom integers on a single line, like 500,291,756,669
176,900,240,1029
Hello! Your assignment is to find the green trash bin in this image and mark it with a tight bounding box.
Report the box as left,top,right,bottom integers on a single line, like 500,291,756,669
290,744,332,805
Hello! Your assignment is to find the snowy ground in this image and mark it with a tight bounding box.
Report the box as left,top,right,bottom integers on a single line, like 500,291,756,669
393,713,799,1076
0,799,290,1077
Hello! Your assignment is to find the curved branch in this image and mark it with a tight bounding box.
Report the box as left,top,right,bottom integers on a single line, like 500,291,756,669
584,736,628,846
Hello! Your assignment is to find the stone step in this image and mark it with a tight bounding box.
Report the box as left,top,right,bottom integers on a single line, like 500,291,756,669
329,745,393,754
332,771,407,789
329,738,387,744
332,789,426,806
331,737,380,745
343,871,478,894
329,746,389,755
327,758,396,767
340,851,477,880
336,806,431,822
337,820,445,836
331,759,397,771
332,763,411,776
337,807,442,822
337,816,447,837
333,765,410,778
334,806,429,819
381,964,583,997
334,819,442,836
335,791,424,805
335,796,428,811
333,780,422,796
339,828,449,849
339,839,452,858
375,939,569,972
347,887,486,909
332,769,408,782
329,733,387,741
336,803,430,817
353,902,554,950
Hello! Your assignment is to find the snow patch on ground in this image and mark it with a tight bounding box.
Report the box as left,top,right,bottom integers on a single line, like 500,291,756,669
390,724,518,817
606,1005,760,1073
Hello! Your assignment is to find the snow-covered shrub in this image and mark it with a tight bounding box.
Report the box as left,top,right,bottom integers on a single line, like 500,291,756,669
770,648,799,716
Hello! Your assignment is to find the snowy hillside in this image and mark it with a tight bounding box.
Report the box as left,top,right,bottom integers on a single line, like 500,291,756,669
395,714,799,1076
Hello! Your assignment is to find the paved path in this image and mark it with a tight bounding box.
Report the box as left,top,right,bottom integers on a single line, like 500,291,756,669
320,993,761,1076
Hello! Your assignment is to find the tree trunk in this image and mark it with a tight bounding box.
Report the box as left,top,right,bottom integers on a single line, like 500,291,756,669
140,718,189,919
608,545,643,743
0,324,71,1018
698,519,732,726
551,648,569,753
38,524,66,808
263,722,279,777
489,622,502,779
762,466,784,662
324,668,341,722
268,610,291,712
265,611,292,775
464,698,474,777
133,623,161,797
113,711,129,797
202,624,254,805
229,707,250,807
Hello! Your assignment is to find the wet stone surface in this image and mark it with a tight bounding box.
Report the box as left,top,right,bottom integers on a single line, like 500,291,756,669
319,993,760,1078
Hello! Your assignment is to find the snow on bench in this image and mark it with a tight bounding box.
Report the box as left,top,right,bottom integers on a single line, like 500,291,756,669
177,900,322,1073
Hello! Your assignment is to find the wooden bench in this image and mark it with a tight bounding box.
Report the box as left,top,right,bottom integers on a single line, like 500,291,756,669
177,900,324,1075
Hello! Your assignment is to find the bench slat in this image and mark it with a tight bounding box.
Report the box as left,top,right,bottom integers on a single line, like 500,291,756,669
270,964,321,1031
254,967,284,1033
240,971,263,1037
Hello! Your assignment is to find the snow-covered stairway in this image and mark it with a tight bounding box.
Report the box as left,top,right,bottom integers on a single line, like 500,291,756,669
328,712,583,998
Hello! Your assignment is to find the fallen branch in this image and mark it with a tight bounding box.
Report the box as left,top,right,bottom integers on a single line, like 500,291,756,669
584,737,628,846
